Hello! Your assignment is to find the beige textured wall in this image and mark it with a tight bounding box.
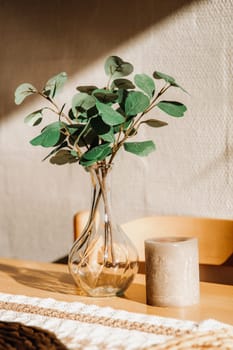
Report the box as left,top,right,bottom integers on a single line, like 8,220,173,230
0,0,232,261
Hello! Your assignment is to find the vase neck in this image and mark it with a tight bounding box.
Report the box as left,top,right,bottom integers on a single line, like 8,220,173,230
89,164,113,223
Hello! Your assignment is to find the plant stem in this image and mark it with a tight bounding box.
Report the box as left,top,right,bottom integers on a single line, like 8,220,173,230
107,83,172,165
38,92,73,124
38,91,84,158
95,165,115,265
145,84,171,113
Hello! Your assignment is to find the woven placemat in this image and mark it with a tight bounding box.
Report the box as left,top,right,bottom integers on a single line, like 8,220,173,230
0,293,232,350
146,328,233,350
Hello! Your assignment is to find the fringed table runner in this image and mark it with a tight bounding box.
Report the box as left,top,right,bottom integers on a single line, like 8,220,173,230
0,292,232,350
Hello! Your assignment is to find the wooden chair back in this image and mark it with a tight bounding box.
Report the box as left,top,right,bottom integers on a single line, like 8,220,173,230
122,216,233,265
73,212,233,284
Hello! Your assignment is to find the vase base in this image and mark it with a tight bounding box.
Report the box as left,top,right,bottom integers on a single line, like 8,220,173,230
70,268,137,297
84,286,122,297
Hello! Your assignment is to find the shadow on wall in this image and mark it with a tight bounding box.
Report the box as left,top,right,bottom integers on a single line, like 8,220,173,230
0,0,197,120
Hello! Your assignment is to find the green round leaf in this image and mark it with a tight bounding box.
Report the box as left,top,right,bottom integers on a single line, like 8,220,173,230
50,150,78,165
99,130,115,143
84,144,110,160
43,72,67,98
30,121,63,147
141,119,168,128
24,109,44,126
171,82,188,94
153,71,175,84
125,91,150,116
93,89,118,103
153,71,187,93
123,140,156,157
90,116,115,143
96,100,125,126
72,93,96,116
117,89,129,105
90,115,110,134
79,159,97,167
14,83,37,105
157,101,187,117
134,74,155,98
42,141,68,161
80,143,111,166
76,85,98,94
112,79,135,89
104,56,133,78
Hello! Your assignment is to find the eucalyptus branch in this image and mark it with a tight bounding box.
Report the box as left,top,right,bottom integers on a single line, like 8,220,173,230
38,91,73,124
145,84,171,114
127,83,172,134
131,111,146,130
15,55,187,173
107,120,140,165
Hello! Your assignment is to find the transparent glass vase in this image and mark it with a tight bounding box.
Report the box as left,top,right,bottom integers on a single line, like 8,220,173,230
68,164,139,297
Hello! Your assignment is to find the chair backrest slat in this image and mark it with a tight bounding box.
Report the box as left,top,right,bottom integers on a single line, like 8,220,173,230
74,213,233,266
122,216,233,265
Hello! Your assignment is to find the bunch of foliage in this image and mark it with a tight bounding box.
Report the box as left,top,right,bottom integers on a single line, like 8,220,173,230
14,56,187,169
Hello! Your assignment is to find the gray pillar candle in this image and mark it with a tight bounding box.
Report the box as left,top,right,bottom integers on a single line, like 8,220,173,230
145,237,200,307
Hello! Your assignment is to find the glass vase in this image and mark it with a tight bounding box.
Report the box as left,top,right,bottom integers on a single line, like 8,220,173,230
68,164,139,297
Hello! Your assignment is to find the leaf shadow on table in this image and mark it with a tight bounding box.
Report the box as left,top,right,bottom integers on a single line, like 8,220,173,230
0,262,150,304
0,263,86,296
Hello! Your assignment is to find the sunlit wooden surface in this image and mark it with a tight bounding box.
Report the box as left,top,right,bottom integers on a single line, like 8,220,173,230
0,258,232,325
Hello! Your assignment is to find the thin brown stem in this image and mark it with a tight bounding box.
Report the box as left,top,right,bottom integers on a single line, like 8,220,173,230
37,91,84,157
107,83,173,166
95,166,116,264
38,92,73,124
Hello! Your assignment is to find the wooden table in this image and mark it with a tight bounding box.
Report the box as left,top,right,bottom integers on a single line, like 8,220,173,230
0,258,232,325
